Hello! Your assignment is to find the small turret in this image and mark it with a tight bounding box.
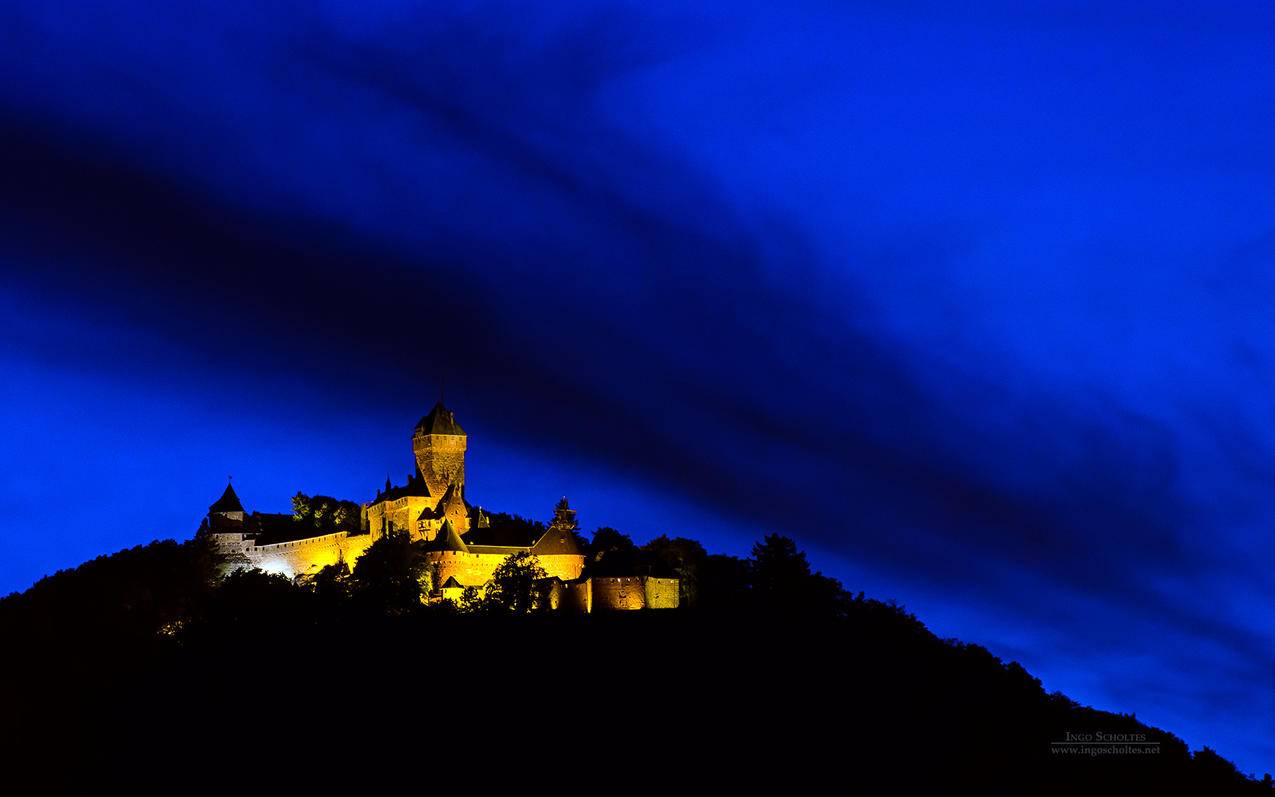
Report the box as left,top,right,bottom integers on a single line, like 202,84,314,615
427,519,469,554
203,481,252,573
209,481,245,523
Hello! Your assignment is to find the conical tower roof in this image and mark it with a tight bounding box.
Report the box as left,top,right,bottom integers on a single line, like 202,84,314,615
427,519,469,553
414,402,465,436
209,482,244,514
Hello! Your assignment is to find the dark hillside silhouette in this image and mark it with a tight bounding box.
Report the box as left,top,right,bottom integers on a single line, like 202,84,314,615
1,529,1269,794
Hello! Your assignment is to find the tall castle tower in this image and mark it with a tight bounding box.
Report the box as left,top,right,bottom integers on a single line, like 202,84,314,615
412,401,467,500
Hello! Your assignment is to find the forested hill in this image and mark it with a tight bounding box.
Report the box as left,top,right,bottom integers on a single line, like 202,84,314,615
2,527,1269,794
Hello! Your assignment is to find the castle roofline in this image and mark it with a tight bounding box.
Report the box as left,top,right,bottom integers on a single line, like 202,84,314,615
531,524,583,556
371,468,432,505
414,401,465,436
464,545,530,556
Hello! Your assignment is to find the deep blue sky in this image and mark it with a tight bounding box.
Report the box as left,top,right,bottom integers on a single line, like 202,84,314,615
3,0,1275,774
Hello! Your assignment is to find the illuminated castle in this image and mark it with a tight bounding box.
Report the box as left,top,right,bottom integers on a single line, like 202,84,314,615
198,402,678,611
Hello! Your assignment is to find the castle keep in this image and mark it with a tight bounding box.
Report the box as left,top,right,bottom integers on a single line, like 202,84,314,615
198,402,677,611
361,403,475,541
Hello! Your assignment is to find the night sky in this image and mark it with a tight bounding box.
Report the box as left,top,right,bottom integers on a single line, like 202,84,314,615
3,0,1275,774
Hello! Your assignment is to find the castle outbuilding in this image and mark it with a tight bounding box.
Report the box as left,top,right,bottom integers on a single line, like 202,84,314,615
198,401,677,611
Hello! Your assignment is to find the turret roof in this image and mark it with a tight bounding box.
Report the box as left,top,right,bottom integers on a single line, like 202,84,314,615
427,519,469,553
531,525,584,556
209,482,245,514
415,402,465,436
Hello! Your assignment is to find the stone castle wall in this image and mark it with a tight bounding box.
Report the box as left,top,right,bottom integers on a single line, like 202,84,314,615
364,495,437,539
214,531,675,611
641,577,680,609
589,576,681,611
590,577,648,610
560,579,592,612
215,530,376,579
429,550,584,589
537,554,585,582
215,531,589,590
540,576,680,612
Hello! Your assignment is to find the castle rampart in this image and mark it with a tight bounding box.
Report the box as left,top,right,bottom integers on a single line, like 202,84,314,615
542,576,680,612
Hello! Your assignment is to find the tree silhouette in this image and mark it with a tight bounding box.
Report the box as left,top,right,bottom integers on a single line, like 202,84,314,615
641,535,706,606
200,568,312,628
349,530,431,613
457,585,483,613
291,492,362,532
483,551,547,613
748,533,848,617
586,526,640,576
306,561,352,607
697,553,750,612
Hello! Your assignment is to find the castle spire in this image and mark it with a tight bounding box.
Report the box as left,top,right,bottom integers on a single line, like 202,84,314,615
428,518,469,553
209,481,244,514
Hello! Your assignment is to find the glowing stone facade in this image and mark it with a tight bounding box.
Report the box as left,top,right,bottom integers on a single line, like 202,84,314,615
198,402,676,611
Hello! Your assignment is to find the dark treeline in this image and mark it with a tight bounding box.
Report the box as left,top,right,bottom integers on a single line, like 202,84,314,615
1,526,1269,794
289,492,362,531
